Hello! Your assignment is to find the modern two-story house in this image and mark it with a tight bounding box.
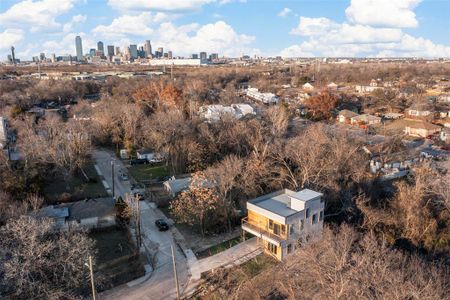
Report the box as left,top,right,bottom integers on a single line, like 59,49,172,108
241,188,324,261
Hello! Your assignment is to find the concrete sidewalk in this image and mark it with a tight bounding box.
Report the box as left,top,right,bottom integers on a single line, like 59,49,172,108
189,237,261,280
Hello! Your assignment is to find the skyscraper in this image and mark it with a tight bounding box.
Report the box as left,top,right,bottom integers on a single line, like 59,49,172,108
107,45,114,57
200,52,207,61
144,40,152,57
75,36,83,61
10,46,16,65
89,48,96,57
97,41,104,55
129,45,138,59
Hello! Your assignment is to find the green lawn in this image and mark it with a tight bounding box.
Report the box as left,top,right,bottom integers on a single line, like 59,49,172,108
128,164,170,182
43,159,108,203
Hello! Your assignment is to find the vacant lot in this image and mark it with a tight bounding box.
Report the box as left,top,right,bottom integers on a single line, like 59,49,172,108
160,204,243,255
128,163,170,183
90,227,145,289
197,254,277,298
43,159,108,203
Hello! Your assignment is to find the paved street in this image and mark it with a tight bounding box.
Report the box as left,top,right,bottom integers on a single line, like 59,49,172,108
92,149,266,299
92,149,190,300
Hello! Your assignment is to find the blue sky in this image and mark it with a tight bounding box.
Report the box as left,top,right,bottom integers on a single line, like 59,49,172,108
1,0,450,60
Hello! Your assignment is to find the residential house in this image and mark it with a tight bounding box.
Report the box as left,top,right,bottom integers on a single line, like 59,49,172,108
327,82,338,91
231,103,256,118
350,114,381,126
34,197,116,231
382,112,404,120
199,104,255,122
136,149,165,162
404,121,441,138
0,117,7,149
337,109,359,124
241,189,324,261
246,87,279,104
302,82,315,91
440,127,450,142
163,176,192,197
407,102,433,118
199,105,235,122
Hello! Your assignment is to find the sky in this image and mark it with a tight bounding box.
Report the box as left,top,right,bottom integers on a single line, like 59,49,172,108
1,0,450,60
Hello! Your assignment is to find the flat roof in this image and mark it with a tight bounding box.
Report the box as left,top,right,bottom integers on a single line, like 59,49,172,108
292,189,323,201
248,188,323,217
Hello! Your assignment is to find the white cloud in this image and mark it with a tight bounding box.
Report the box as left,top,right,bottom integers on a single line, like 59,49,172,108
277,8,292,17
0,0,78,32
42,32,96,56
0,29,24,50
107,0,215,11
72,14,87,23
63,14,87,33
281,0,450,58
291,17,403,44
290,17,337,36
91,12,169,39
345,0,422,28
153,21,258,57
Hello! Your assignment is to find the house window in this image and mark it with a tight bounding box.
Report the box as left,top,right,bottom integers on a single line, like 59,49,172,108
306,208,310,218
287,244,292,254
273,223,280,235
269,219,274,230
300,220,304,230
267,242,277,255
290,225,294,235
319,211,324,221
281,224,286,235
312,213,317,224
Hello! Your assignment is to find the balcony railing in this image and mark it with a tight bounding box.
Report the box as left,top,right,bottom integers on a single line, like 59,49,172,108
241,217,286,245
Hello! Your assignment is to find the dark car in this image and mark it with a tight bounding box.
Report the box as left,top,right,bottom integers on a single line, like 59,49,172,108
155,219,169,231
133,192,144,200
129,159,148,165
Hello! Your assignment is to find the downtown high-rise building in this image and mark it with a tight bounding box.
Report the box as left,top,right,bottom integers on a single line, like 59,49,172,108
144,40,152,57
200,52,207,61
107,45,114,57
129,44,138,59
97,41,104,55
75,36,83,61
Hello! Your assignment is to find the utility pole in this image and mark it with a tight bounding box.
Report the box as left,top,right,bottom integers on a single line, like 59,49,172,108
111,160,115,198
88,256,96,300
171,245,181,300
135,195,142,248
171,63,173,81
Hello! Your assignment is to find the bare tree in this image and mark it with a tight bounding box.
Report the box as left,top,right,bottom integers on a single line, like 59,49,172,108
0,216,95,299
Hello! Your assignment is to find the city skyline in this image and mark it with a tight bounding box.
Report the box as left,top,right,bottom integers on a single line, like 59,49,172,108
1,0,450,60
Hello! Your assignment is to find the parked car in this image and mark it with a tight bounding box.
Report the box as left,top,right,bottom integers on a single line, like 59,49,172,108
155,219,169,231
129,159,148,165
133,192,144,200
119,172,129,181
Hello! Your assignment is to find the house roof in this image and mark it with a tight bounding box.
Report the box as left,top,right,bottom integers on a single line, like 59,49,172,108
339,109,358,118
66,197,116,221
34,197,115,222
406,121,441,130
164,177,192,194
409,102,433,111
351,114,381,122
248,188,323,217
